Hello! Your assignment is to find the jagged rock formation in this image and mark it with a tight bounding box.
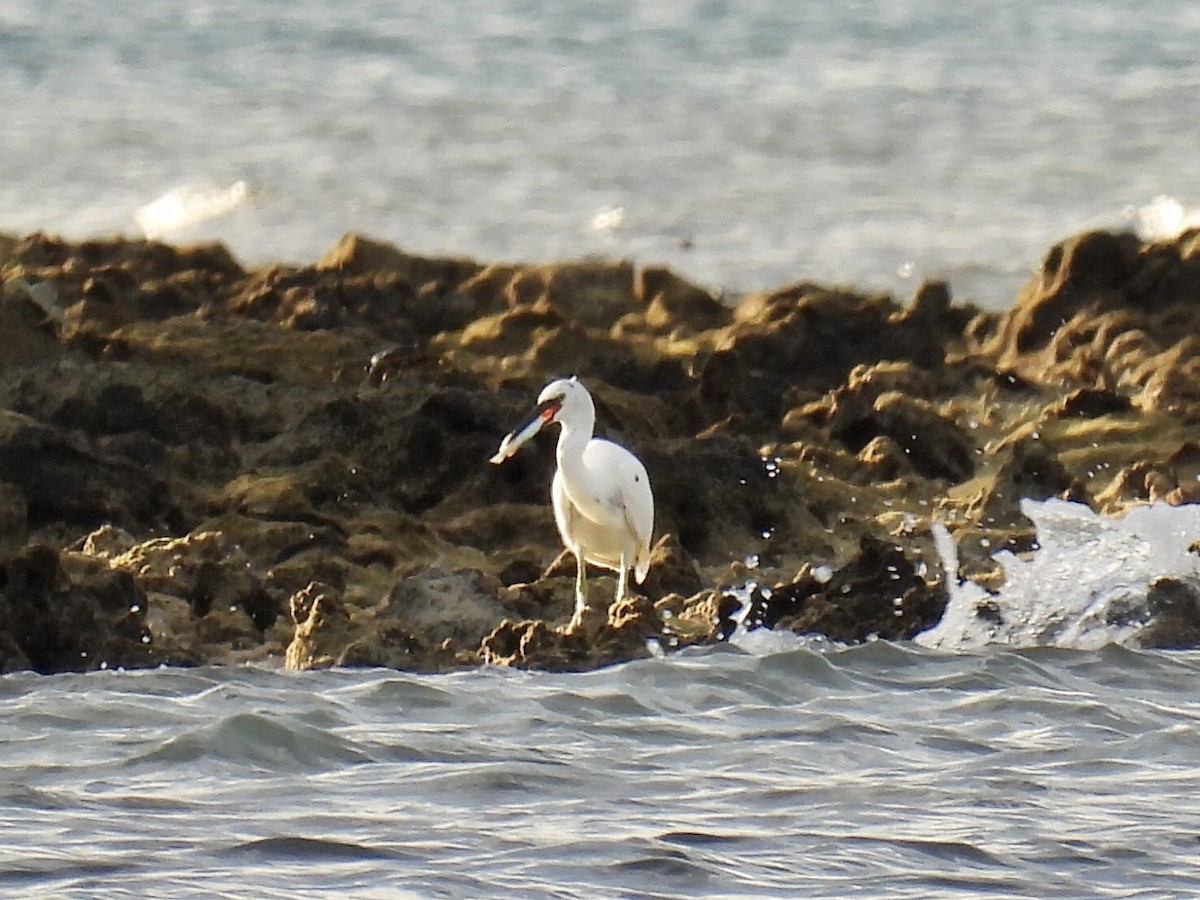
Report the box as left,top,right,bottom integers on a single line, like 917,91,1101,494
2,227,1199,672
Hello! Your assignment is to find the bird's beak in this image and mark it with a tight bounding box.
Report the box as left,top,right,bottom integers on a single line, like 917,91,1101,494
488,398,561,464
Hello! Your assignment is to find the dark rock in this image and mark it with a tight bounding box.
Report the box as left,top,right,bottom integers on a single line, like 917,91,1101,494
750,534,944,642
1049,387,1133,418
0,409,182,534
3,224,1200,671
0,543,175,673
0,481,27,562
1138,578,1200,649
825,385,975,482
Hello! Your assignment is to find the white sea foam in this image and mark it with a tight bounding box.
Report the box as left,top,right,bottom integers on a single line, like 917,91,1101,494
587,204,626,234
917,498,1200,651
1133,195,1200,242
134,180,250,239
729,620,814,656
720,582,834,657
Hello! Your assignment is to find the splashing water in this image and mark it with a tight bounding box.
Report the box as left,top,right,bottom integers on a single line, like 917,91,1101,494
134,180,250,239
1132,194,1200,242
587,204,626,234
918,498,1200,651
717,580,835,657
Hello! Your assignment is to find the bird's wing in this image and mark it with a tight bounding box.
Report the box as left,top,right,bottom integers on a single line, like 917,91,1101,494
611,452,654,582
580,439,655,577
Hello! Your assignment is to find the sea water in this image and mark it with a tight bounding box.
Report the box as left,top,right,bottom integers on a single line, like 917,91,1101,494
3,0,1199,306
2,501,1200,896
3,642,1200,897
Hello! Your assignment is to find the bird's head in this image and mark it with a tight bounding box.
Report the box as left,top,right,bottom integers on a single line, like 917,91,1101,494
534,375,589,426
488,376,593,464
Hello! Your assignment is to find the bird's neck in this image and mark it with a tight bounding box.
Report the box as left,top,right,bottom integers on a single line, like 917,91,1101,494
555,419,594,478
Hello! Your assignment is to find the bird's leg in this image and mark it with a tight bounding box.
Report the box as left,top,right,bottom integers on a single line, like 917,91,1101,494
616,553,630,603
568,552,589,631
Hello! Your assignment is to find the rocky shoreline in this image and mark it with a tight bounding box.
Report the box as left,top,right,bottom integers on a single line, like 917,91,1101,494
2,227,1199,674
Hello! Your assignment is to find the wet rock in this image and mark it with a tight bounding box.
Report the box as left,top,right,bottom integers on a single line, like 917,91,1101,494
631,265,730,334
856,435,908,479
505,260,636,328
317,232,482,289
285,582,353,670
785,361,935,435
448,304,565,362
0,482,27,562
720,282,954,399
988,230,1142,362
0,232,18,266
854,392,975,482
0,543,175,673
0,278,62,367
71,527,283,662
1132,339,1200,411
597,593,665,650
6,224,1200,671
102,530,278,628
0,409,182,534
749,534,944,642
982,229,1200,419
380,567,507,649
286,568,505,671
655,590,728,644
478,592,666,672
638,534,706,601
480,619,583,670
75,524,140,559
967,434,1085,531
1138,577,1200,649
1049,387,1133,419
811,365,975,483
336,620,440,670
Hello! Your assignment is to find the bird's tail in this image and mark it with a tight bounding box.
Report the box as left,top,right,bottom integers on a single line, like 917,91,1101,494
633,546,651,584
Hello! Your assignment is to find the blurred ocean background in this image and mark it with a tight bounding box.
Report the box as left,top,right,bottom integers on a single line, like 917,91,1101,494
3,0,1199,307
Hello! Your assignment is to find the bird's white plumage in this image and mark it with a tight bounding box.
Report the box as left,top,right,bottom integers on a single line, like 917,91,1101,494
489,377,654,627
553,438,653,581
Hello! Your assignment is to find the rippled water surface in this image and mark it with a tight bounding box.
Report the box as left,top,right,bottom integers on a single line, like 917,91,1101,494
3,640,1200,897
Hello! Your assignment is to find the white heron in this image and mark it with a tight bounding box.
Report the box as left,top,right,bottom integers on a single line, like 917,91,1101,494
490,376,654,628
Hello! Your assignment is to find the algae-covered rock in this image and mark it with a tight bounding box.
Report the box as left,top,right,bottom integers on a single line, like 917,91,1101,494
2,226,1200,671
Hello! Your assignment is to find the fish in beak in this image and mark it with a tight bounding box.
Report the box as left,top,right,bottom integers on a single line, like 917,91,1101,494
488,397,562,464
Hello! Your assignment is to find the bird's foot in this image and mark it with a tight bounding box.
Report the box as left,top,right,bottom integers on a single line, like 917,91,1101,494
562,602,605,636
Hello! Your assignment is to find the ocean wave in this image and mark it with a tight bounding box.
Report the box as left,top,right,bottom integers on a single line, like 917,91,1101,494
220,835,411,861
129,710,373,771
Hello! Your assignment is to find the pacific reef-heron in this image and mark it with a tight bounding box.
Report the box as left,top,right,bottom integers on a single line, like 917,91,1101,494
490,377,654,628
